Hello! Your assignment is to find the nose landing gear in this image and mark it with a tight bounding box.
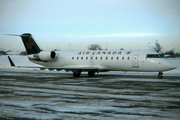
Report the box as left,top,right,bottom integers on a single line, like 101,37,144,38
158,72,163,79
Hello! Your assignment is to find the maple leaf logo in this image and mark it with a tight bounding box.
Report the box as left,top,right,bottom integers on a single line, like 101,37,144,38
26,39,34,49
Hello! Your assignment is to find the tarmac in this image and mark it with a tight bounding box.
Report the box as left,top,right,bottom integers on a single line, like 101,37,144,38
0,68,180,120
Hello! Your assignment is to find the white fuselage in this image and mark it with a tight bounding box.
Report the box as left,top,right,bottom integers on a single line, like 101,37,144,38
28,50,176,72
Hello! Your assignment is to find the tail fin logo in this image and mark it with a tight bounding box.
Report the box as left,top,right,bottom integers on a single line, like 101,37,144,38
26,39,34,49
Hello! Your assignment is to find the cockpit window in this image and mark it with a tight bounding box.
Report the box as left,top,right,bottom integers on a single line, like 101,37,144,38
147,54,163,58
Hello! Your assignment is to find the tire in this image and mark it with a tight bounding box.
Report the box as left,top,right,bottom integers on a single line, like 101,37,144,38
88,71,95,76
73,72,81,77
158,72,163,79
158,75,163,79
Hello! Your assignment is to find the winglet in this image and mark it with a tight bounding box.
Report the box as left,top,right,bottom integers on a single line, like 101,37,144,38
8,56,15,67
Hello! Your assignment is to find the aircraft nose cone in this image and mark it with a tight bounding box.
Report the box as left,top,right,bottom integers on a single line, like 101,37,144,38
172,64,177,69
168,62,177,70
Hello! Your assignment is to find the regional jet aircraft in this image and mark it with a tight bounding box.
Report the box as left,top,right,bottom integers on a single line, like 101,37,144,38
7,33,177,79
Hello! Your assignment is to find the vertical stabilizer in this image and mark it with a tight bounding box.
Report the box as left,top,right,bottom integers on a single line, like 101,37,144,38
20,33,41,54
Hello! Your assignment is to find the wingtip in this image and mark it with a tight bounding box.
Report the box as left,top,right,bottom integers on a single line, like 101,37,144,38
7,56,15,67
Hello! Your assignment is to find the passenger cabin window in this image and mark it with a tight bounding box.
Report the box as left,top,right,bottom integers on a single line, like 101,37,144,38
77,57,79,60
147,54,163,58
111,57,113,60
117,57,119,60
81,57,83,60
96,57,98,60
122,57,124,60
86,57,88,60
106,57,108,60
100,57,102,60
127,57,130,60
72,57,74,60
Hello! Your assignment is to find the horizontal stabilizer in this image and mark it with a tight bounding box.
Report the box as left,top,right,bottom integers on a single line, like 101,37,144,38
4,34,30,37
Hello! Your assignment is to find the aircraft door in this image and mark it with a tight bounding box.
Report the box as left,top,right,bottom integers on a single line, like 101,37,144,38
132,55,139,67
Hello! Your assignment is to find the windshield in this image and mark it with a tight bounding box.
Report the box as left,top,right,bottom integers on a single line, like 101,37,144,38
147,54,163,58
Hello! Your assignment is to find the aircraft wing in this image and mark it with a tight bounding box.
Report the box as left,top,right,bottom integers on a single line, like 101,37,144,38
8,56,99,72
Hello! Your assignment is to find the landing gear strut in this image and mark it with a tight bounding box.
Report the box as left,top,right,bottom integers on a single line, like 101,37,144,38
73,71,81,77
88,71,95,76
158,72,163,79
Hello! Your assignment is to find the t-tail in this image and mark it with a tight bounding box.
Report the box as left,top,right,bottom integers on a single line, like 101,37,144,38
5,33,57,62
20,33,41,54
5,33,41,55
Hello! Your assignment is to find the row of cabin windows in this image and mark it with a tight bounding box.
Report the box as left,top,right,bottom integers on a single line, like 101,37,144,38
72,56,130,60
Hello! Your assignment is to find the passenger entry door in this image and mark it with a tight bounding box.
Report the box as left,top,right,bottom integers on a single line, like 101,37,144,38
132,55,139,67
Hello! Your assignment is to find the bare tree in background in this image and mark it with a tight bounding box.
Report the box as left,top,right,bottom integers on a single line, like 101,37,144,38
153,40,163,53
87,44,103,50
164,49,175,58
152,40,180,57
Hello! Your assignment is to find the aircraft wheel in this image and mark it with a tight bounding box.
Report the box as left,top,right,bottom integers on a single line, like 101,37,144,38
158,72,163,79
158,75,163,79
73,71,81,77
88,71,95,76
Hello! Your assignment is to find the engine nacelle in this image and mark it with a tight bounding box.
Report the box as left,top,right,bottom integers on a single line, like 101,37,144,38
38,51,57,61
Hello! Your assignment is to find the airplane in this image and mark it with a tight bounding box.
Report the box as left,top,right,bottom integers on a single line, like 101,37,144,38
6,33,177,79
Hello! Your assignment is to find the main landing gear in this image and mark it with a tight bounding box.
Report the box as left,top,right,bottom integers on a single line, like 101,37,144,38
73,71,81,77
88,71,95,76
73,71,96,77
158,72,163,79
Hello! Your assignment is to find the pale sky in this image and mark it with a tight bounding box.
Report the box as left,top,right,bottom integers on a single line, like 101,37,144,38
0,0,180,52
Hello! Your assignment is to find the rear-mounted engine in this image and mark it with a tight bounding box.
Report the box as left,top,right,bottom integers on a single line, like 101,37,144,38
35,51,57,61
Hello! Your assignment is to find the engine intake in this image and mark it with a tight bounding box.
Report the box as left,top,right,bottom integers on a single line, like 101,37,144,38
37,51,57,61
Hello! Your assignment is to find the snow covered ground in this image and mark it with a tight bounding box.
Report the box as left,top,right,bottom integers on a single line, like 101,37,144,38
0,68,180,120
